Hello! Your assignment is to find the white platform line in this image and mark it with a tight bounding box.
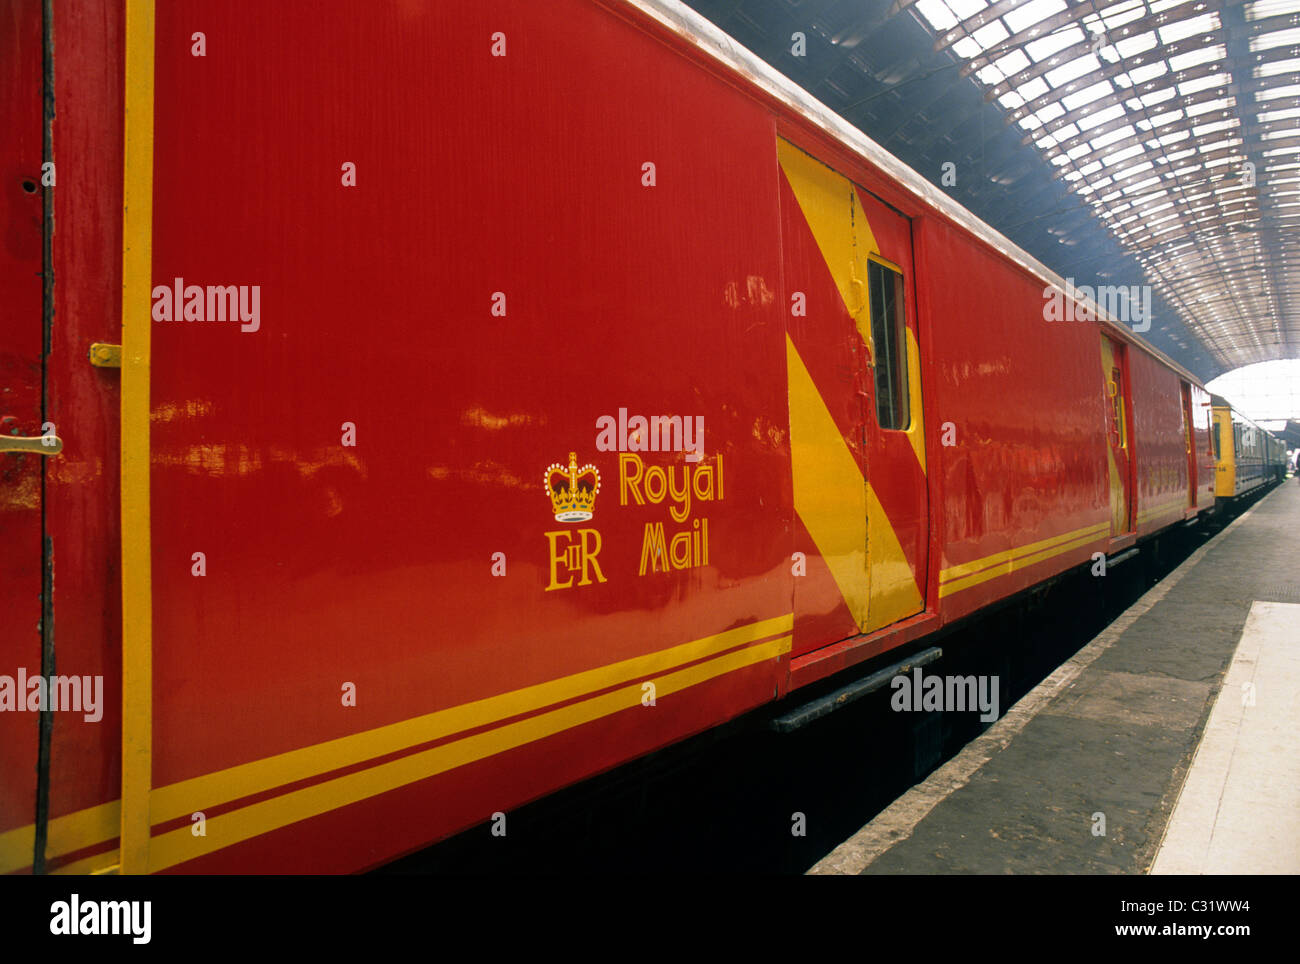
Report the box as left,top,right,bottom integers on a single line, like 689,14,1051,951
809,499,1268,876
1150,600,1300,875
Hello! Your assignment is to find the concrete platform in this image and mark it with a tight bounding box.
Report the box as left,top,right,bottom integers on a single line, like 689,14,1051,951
811,481,1300,875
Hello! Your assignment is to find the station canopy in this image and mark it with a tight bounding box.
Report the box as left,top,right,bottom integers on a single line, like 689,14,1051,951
683,0,1300,383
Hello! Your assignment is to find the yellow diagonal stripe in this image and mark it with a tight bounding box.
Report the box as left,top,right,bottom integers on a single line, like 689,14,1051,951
865,483,924,631
777,137,876,332
787,336,869,628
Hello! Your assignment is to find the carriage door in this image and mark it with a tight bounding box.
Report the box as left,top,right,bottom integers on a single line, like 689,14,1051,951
1180,381,1196,508
1101,335,1134,535
857,192,927,634
777,138,928,655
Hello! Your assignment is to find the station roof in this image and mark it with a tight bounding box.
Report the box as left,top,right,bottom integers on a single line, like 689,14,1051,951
681,0,1300,383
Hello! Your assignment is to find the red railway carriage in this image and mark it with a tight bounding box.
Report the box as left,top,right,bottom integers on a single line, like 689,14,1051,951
0,0,1216,874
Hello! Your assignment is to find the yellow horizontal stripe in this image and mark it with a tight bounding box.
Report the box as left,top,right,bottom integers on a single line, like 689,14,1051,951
3,614,790,873
939,529,1105,598
940,522,1108,584
53,852,120,876
148,634,793,872
151,612,790,827
0,800,121,876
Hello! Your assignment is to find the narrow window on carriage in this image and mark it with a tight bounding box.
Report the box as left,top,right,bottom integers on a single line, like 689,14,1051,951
868,257,910,430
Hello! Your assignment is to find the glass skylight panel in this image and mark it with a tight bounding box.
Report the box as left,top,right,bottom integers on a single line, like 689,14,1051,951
949,0,990,19
1035,102,1067,123
1123,173,1161,193
1105,143,1146,165
1256,60,1300,79
1046,53,1100,87
1017,76,1051,100
1258,107,1300,122
1080,103,1127,129
1158,12,1220,45
1250,27,1300,53
1026,27,1084,62
1191,119,1237,137
1098,2,1151,32
994,49,1033,75
1091,125,1138,150
1178,74,1227,96
998,90,1028,108
1125,61,1170,85
1142,107,1185,129
1064,79,1114,110
1246,0,1299,18
1115,31,1159,58
1187,97,1233,116
916,0,961,32
953,36,983,58
1168,46,1226,72
1197,136,1242,152
1148,0,1202,19
1003,0,1068,35
972,20,1012,48
1140,86,1180,107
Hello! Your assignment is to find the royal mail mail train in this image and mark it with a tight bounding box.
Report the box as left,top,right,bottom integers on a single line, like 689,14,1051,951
0,0,1284,874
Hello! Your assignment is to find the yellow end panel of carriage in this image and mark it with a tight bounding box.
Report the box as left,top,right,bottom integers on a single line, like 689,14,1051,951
1212,406,1234,497
1099,336,1127,535
778,137,925,634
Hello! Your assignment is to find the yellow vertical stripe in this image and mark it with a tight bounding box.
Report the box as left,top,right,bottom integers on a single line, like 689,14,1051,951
120,0,156,876
903,327,926,472
1100,337,1124,535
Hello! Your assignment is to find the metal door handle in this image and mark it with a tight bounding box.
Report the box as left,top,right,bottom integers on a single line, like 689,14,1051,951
0,434,63,455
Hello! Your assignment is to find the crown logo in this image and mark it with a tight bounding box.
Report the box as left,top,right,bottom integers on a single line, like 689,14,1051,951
545,452,601,522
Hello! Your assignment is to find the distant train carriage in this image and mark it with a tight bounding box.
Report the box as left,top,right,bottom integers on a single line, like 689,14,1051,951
1211,395,1287,500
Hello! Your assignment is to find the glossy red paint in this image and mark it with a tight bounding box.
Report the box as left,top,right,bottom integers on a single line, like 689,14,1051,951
4,0,1229,873
916,212,1112,624
145,0,790,867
